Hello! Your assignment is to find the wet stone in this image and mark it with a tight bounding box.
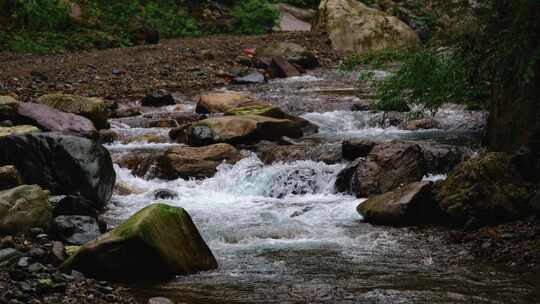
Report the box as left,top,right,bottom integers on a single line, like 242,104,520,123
0,247,21,263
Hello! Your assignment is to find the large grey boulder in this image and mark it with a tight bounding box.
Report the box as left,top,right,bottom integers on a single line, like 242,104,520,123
0,133,115,208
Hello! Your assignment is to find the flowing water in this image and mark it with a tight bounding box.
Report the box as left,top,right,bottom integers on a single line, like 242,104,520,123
105,69,539,303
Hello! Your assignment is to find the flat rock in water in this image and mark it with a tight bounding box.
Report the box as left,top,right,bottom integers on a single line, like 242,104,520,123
17,102,96,137
175,115,303,146
357,181,439,226
36,94,109,129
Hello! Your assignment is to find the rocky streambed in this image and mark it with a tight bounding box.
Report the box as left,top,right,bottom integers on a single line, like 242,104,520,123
101,68,539,303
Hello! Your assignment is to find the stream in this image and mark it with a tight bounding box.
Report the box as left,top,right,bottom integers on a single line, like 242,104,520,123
104,69,539,303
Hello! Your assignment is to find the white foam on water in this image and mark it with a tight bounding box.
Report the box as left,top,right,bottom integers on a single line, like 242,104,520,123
107,153,362,254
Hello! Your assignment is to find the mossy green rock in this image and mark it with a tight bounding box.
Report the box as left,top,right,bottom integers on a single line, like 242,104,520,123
434,152,534,225
0,125,41,137
0,185,52,234
37,94,109,129
358,181,438,226
61,203,218,281
225,105,318,134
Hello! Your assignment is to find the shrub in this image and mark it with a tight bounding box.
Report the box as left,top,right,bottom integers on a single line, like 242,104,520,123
231,0,279,34
143,2,199,38
374,50,472,114
11,0,71,31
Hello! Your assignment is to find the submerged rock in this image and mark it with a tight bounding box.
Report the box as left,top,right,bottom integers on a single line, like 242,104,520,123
36,94,109,129
357,181,440,226
0,133,115,208
172,115,303,146
61,203,218,281
336,140,427,197
434,153,535,226
316,0,420,54
0,185,52,234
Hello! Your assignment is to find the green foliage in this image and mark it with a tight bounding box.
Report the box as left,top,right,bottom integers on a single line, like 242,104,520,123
143,2,200,38
231,0,279,34
339,48,414,71
374,50,472,114
272,0,320,8
358,71,376,82
11,0,71,31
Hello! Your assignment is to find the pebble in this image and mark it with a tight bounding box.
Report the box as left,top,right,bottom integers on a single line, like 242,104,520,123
28,247,46,257
17,256,31,267
52,241,66,261
148,297,175,304
28,263,48,272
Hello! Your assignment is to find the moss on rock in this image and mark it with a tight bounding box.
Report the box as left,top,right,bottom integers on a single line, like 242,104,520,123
37,94,109,129
434,152,535,226
61,203,218,281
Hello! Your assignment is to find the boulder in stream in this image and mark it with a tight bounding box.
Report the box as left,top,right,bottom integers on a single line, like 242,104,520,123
171,115,303,146
224,105,318,135
36,94,110,129
357,181,440,226
0,133,115,208
0,185,53,234
61,203,218,281
336,140,427,197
